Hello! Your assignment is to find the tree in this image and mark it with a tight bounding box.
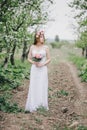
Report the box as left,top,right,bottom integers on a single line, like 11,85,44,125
0,0,53,67
55,35,59,42
69,0,87,58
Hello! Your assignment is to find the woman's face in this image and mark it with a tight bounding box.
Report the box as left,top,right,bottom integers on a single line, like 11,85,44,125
36,32,44,44
39,34,44,43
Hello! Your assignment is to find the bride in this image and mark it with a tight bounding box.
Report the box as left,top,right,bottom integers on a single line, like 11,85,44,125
25,31,51,112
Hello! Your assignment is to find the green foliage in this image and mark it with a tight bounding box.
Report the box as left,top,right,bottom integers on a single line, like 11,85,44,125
58,90,69,96
69,54,86,69
77,125,87,130
50,41,69,49
75,39,85,49
79,63,87,82
0,96,23,113
53,90,68,98
0,60,30,113
76,31,87,49
0,60,30,91
0,0,53,66
69,0,87,50
37,106,48,112
37,106,48,116
69,54,87,82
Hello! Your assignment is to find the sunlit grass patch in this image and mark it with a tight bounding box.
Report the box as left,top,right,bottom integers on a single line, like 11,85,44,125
77,125,87,130
58,90,69,96
52,90,69,98
48,87,53,91
34,117,43,125
69,53,87,82
68,53,86,69
37,106,49,116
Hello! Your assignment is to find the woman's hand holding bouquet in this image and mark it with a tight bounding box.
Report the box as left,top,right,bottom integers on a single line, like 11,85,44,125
32,54,44,67
32,54,42,62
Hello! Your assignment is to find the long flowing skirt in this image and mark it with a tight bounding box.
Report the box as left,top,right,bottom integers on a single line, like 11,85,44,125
25,64,49,112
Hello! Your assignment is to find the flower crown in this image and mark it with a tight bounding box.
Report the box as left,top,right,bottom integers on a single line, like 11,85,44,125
37,31,44,35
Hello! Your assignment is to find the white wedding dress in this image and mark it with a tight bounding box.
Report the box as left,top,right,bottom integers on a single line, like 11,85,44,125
25,47,49,112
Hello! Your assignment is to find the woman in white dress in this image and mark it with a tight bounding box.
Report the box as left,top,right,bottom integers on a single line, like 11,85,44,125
25,31,51,112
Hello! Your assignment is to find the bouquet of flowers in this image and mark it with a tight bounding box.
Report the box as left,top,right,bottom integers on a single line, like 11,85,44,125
32,54,43,62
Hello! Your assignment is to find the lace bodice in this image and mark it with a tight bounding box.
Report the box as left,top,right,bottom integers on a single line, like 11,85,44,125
31,47,47,63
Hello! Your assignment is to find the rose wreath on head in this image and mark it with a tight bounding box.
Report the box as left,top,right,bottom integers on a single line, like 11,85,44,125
36,31,44,37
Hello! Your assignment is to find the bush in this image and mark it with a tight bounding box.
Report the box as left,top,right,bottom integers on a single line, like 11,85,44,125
79,63,87,82
69,54,87,82
0,60,30,91
0,60,31,113
0,96,23,113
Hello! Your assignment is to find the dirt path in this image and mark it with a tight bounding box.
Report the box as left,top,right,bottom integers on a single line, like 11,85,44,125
66,62,87,116
1,47,87,130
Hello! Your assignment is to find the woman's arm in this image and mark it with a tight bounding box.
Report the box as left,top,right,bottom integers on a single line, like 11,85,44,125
43,46,51,66
28,45,35,64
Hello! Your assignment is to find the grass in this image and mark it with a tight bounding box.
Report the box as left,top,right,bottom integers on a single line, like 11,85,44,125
77,125,87,130
69,53,87,82
0,94,24,113
48,87,53,91
34,117,43,125
58,90,69,96
68,53,86,69
52,90,69,99
52,125,87,130
50,41,70,49
37,106,49,116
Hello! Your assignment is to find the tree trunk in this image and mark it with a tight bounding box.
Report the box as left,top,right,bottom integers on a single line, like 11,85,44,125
26,48,29,59
2,47,10,68
10,42,16,65
2,22,10,68
0,47,2,52
82,47,85,56
26,45,31,59
21,41,27,62
85,46,87,58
